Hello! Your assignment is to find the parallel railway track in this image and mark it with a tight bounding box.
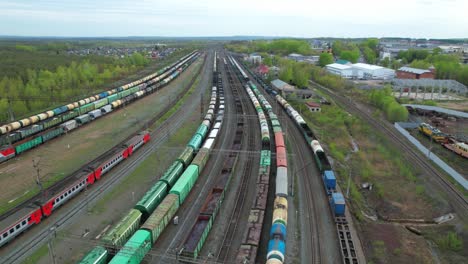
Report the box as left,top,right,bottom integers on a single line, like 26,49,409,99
314,82,468,218
1,54,207,264
215,55,259,263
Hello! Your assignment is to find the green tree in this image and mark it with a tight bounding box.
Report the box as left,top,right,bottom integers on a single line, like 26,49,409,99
340,50,360,63
319,53,334,67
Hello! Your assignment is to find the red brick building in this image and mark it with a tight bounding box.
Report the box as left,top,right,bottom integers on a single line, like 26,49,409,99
396,66,435,79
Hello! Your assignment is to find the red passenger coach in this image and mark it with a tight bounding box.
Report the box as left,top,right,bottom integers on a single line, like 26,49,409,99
0,130,152,248
0,205,43,247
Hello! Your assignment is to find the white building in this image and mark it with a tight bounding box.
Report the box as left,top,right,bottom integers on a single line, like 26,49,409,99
326,63,395,80
352,63,395,80
325,63,354,78
247,54,262,64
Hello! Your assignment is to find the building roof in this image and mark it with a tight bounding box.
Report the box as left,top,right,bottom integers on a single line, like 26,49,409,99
336,59,351,65
306,102,321,108
353,63,383,70
271,79,295,91
326,63,352,70
256,64,269,74
398,66,431,75
288,53,303,57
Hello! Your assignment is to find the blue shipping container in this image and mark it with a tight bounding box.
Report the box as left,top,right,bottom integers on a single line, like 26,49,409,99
331,192,346,216
323,170,336,191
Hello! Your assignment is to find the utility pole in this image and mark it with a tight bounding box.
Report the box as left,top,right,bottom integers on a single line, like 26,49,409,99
200,92,204,121
32,158,44,202
7,97,15,122
48,226,57,264
346,165,352,198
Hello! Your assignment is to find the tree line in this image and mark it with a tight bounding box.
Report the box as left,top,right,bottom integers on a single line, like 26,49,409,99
0,52,150,122
225,39,316,56
396,48,468,86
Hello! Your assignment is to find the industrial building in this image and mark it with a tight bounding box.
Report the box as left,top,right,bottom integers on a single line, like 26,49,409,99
326,62,395,80
325,63,354,78
271,79,295,95
396,66,435,79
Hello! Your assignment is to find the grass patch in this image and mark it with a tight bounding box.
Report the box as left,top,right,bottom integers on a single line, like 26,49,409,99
91,64,204,213
21,241,50,264
435,231,463,252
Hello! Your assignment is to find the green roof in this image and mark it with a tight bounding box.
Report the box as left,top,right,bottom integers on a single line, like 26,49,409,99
336,59,350,65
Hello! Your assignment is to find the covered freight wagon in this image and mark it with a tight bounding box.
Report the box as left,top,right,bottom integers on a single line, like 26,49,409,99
170,165,199,205
141,193,179,244
109,230,152,264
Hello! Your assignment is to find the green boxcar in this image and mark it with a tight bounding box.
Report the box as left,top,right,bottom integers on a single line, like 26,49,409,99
78,246,108,264
170,164,199,205
159,161,184,188
141,193,179,244
191,148,210,172
101,209,142,247
78,103,95,115
119,89,132,98
187,134,203,151
107,93,121,104
129,86,140,94
109,230,152,264
15,136,42,154
42,127,64,142
177,146,194,167
42,117,62,129
134,182,168,217
61,110,79,122
94,98,108,109
195,124,209,138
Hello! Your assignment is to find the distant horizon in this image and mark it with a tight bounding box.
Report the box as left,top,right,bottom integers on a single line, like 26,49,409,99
1,0,467,39
1,35,467,41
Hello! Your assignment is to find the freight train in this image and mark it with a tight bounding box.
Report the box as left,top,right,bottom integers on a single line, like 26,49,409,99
0,51,197,136
235,56,349,263
228,55,289,264
0,131,151,248
177,62,227,260
78,56,222,264
0,52,199,162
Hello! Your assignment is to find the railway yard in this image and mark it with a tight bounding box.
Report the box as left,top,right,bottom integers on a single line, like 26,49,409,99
0,47,467,264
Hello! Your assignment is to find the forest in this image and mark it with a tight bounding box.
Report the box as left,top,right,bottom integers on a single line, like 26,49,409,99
225,39,317,56
0,40,168,123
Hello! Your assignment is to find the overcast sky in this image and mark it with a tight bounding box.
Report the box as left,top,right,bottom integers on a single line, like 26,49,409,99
0,0,466,38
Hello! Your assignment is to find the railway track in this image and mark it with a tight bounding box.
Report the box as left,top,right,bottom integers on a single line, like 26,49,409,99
0,54,208,264
215,55,259,263
0,53,200,222
313,81,468,218
236,60,342,263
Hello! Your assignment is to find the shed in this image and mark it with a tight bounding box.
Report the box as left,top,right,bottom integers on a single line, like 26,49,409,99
271,79,295,96
305,102,321,112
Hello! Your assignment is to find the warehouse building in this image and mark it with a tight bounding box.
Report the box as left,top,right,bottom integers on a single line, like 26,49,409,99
396,66,435,79
326,62,395,80
352,63,395,79
325,63,354,78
